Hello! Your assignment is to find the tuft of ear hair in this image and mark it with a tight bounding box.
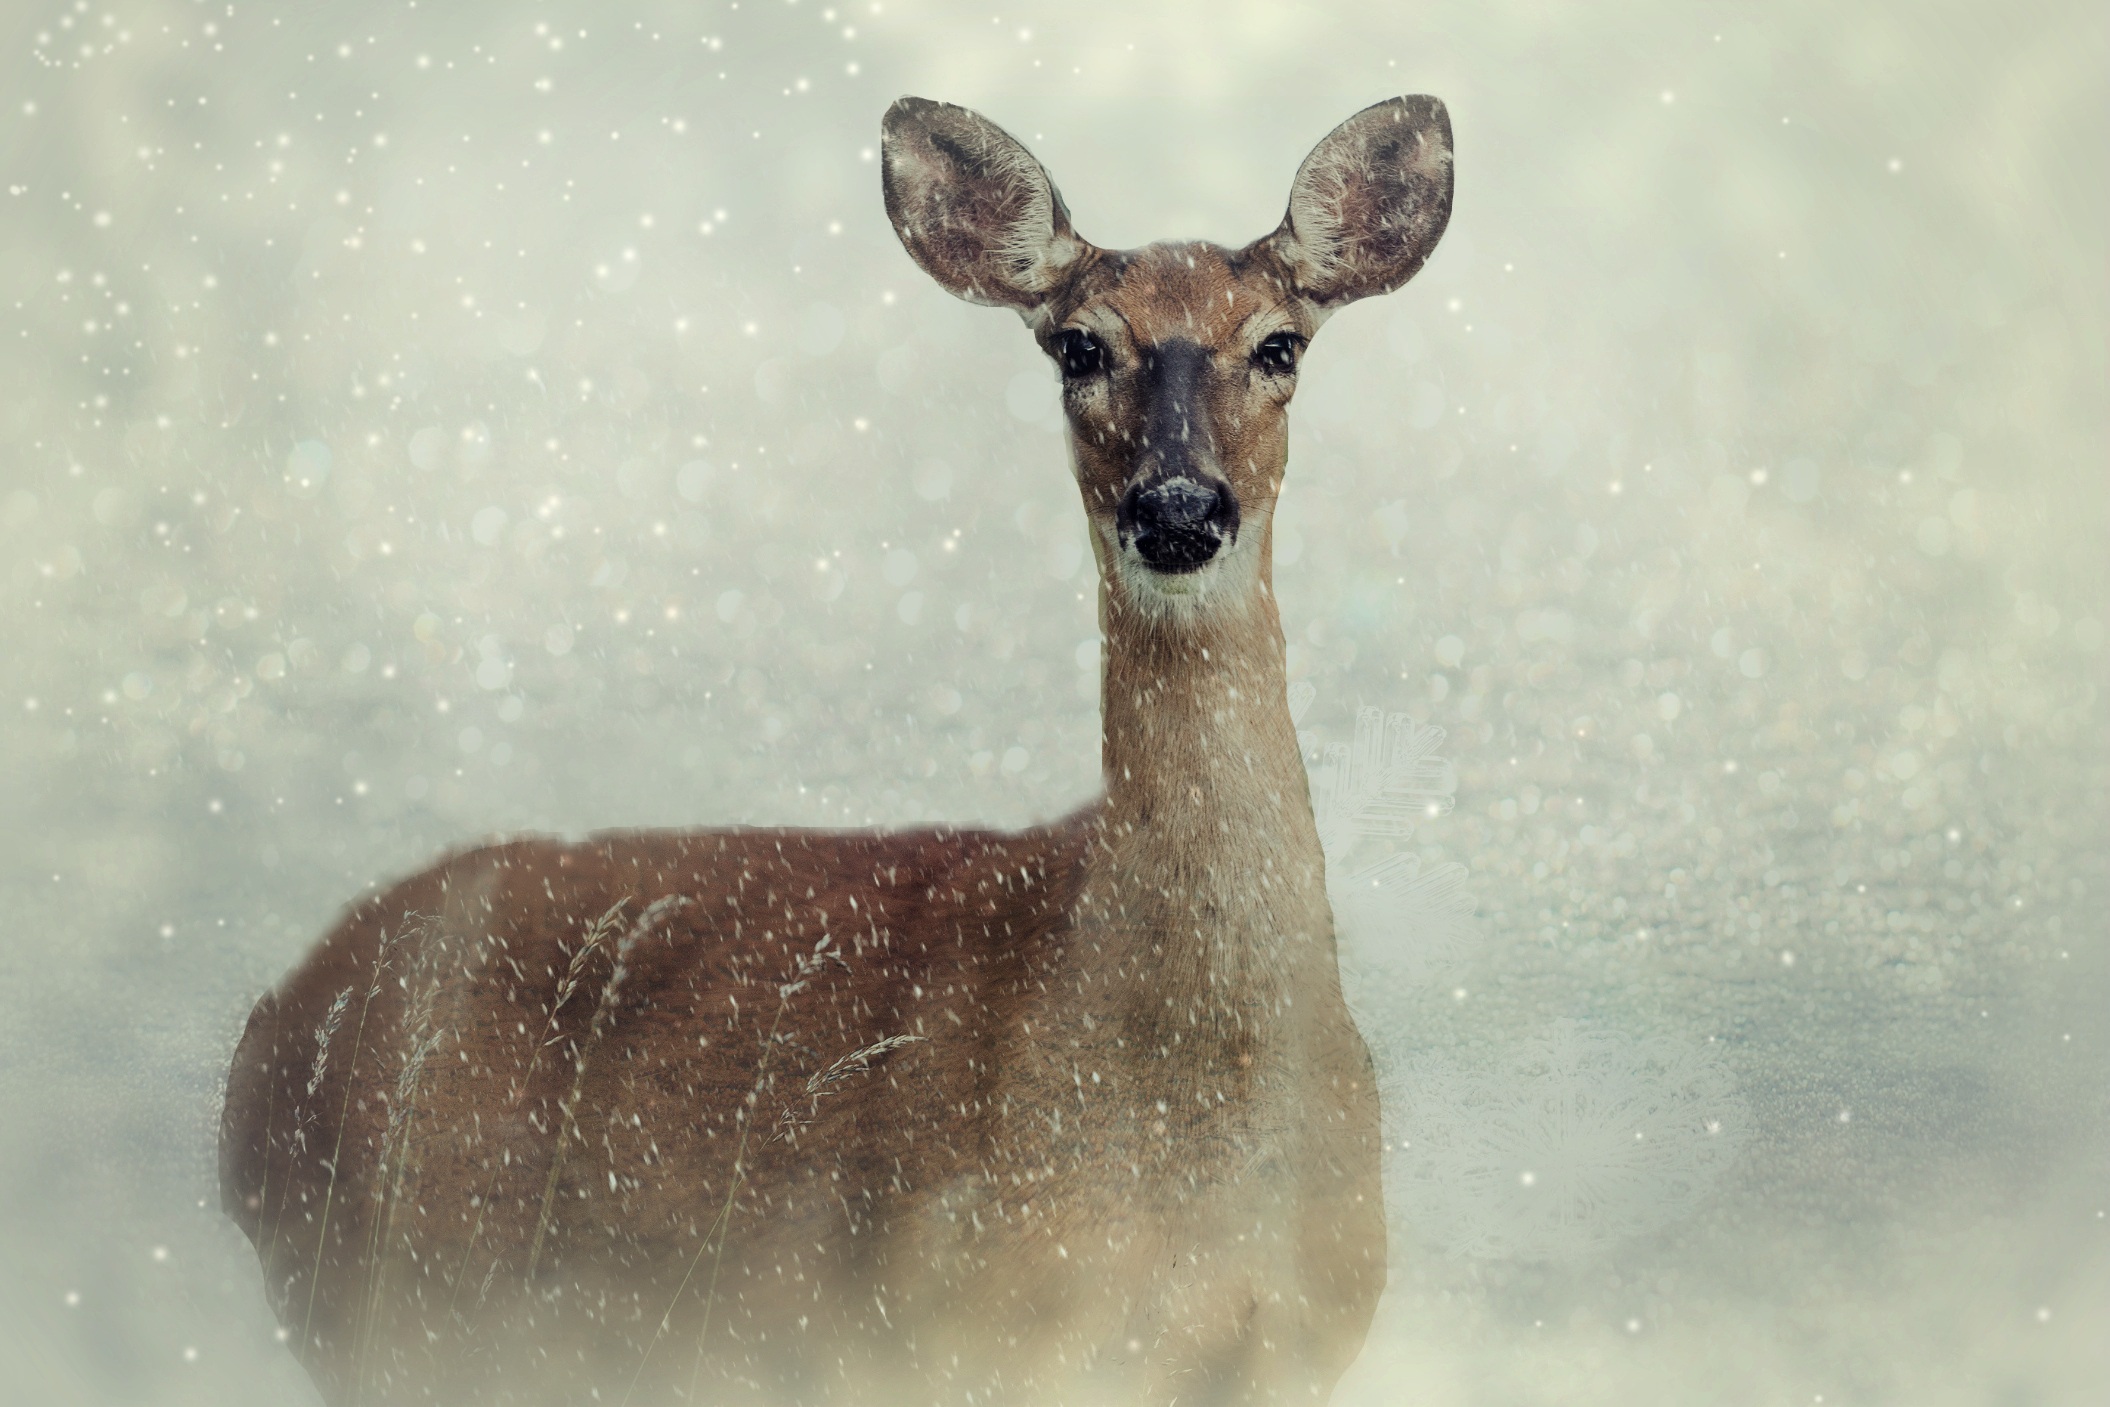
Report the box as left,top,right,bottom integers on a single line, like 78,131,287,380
1257,95,1454,309
881,97,1090,316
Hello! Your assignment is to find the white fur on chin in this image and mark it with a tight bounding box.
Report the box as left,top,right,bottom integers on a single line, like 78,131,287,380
1099,508,1273,629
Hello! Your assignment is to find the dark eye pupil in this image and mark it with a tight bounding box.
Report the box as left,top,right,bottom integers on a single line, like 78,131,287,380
1056,330,1104,379
1257,334,1299,371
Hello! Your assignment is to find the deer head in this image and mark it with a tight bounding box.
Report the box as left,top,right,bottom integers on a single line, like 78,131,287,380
882,95,1453,622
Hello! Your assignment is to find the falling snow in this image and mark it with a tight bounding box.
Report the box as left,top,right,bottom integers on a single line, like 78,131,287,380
0,0,2102,1404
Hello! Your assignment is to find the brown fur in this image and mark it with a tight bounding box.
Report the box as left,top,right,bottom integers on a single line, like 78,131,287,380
221,94,1452,1405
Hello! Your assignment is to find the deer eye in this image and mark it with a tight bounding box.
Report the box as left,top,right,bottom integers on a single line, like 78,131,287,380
1052,328,1106,380
1253,331,1302,373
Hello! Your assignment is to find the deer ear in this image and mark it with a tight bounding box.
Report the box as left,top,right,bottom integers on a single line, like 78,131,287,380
1258,96,1454,308
882,97,1087,315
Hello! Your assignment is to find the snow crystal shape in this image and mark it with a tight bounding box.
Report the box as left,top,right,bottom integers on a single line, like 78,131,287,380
1387,1019,1751,1262
1291,683,1479,992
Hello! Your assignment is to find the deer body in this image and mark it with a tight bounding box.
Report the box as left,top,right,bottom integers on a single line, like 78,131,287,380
222,95,1452,1405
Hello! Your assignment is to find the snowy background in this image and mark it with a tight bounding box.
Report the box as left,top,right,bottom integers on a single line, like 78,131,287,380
2,0,2104,1402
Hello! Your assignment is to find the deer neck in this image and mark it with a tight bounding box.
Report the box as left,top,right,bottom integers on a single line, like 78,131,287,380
1078,537,1336,1026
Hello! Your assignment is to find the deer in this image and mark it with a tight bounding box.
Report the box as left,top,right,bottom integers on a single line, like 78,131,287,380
219,94,1453,1406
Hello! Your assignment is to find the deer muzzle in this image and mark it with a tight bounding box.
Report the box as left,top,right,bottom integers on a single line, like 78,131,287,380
1118,473,1239,574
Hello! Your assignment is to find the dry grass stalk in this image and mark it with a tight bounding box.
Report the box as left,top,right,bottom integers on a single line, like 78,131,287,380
522,894,692,1281
260,983,351,1311
349,915,446,1401
768,1033,926,1146
301,922,406,1354
442,897,632,1322
617,934,853,1406
310,988,353,1097
250,1051,280,1292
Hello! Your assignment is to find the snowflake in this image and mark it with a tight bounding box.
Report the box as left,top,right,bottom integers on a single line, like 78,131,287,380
1290,682,1479,995
1386,1019,1751,1261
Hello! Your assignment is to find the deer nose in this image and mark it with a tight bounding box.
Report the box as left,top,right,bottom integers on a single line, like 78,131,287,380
1119,475,1237,573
